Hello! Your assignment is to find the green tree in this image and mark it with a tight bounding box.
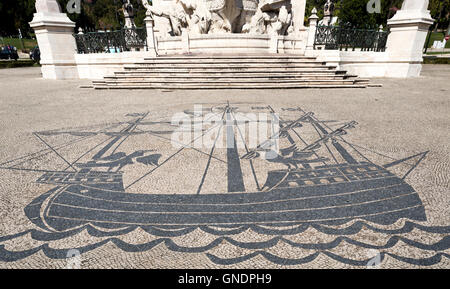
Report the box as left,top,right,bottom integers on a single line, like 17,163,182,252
0,0,448,36
429,0,449,31
334,0,404,28
0,0,148,35
58,0,147,30
0,0,36,36
305,0,448,30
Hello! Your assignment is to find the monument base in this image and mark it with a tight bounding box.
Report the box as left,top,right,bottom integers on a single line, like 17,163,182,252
385,4,434,78
156,33,307,55
40,64,79,79
30,12,78,79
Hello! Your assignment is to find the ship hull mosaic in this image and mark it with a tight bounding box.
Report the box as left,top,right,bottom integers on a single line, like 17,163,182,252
27,163,426,231
0,102,449,267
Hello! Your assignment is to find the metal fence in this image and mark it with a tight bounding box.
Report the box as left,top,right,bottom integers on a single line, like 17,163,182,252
314,25,390,52
74,27,147,54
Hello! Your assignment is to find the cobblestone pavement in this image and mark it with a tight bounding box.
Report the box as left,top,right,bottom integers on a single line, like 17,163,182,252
0,65,449,268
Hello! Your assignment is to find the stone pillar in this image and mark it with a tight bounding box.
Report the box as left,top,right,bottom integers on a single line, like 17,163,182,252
269,35,278,53
181,28,190,54
291,0,307,35
144,12,157,56
386,0,434,77
306,8,319,50
29,0,78,79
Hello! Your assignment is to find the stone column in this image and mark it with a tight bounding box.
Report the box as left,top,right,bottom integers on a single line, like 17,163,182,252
386,0,434,77
29,0,78,79
306,8,319,50
144,12,157,56
291,0,307,35
269,35,278,53
181,28,190,54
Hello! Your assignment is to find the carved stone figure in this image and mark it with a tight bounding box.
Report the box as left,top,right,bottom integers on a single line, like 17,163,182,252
242,7,267,34
142,0,292,35
35,0,61,13
235,0,259,32
322,0,334,26
122,0,136,28
142,0,211,36
242,0,292,35
401,0,429,11
189,2,212,34
267,4,291,35
141,0,185,36
206,0,258,33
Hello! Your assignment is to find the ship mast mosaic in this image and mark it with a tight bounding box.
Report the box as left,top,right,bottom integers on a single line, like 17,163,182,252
0,102,448,266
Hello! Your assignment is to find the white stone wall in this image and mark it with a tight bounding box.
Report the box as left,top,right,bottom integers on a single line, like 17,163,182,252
75,44,420,80
156,33,307,55
74,33,306,80
75,51,155,79
30,1,78,79
304,49,427,78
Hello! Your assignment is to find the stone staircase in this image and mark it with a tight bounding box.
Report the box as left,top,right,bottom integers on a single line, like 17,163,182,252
91,54,376,89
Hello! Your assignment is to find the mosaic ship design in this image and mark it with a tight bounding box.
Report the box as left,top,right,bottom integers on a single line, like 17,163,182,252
13,103,428,232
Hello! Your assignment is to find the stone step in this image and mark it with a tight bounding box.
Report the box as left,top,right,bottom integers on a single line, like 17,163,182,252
143,55,318,60
120,68,338,74
102,79,359,85
135,59,326,65
93,83,367,89
105,75,351,81
91,54,376,90
94,77,369,87
115,70,346,76
124,64,332,69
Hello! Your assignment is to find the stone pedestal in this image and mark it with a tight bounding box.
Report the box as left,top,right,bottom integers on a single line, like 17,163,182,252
29,0,78,79
181,29,190,54
269,35,278,53
386,0,434,77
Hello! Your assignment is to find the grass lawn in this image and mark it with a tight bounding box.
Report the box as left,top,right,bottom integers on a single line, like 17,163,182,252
425,32,450,48
0,37,37,51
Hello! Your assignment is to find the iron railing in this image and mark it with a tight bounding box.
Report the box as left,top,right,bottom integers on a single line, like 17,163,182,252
314,25,389,52
74,27,147,54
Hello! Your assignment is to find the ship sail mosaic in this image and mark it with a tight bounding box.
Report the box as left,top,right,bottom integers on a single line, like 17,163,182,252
0,103,449,266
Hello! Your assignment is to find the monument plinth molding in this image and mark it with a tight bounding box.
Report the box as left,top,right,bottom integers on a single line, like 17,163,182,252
386,0,434,77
